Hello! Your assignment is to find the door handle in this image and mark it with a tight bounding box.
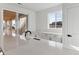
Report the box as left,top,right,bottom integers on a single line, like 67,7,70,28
67,34,72,37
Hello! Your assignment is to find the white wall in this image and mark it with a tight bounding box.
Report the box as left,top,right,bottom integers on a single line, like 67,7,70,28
36,4,62,34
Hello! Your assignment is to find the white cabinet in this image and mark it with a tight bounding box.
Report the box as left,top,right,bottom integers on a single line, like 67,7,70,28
63,4,79,50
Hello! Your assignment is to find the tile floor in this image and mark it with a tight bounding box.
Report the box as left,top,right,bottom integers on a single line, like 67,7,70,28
3,35,79,55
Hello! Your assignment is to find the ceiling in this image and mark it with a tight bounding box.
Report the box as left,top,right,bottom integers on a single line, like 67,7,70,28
4,10,16,21
17,3,61,11
3,10,26,21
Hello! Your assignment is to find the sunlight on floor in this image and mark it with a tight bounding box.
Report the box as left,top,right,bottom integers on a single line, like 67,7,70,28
70,45,79,51
49,41,63,49
20,35,26,40
12,33,16,37
49,41,56,47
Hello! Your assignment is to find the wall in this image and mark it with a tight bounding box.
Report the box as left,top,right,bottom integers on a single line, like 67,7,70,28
36,4,62,34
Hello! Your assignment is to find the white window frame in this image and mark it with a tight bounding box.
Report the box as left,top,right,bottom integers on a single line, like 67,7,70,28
48,10,62,29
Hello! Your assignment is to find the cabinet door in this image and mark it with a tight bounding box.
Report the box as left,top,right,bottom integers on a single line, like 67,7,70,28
67,5,79,50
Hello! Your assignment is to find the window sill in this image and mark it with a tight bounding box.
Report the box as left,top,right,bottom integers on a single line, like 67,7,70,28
42,32,62,35
48,28,62,30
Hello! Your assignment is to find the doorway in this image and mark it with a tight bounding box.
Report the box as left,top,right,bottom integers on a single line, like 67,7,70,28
2,10,28,51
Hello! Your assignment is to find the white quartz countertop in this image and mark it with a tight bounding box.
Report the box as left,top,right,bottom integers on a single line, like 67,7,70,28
42,32,62,35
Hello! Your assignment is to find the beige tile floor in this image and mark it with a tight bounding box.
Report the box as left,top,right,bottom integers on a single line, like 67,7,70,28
3,35,79,55
3,34,27,52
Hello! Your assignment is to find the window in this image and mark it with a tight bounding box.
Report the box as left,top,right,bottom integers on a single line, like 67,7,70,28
48,10,62,29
